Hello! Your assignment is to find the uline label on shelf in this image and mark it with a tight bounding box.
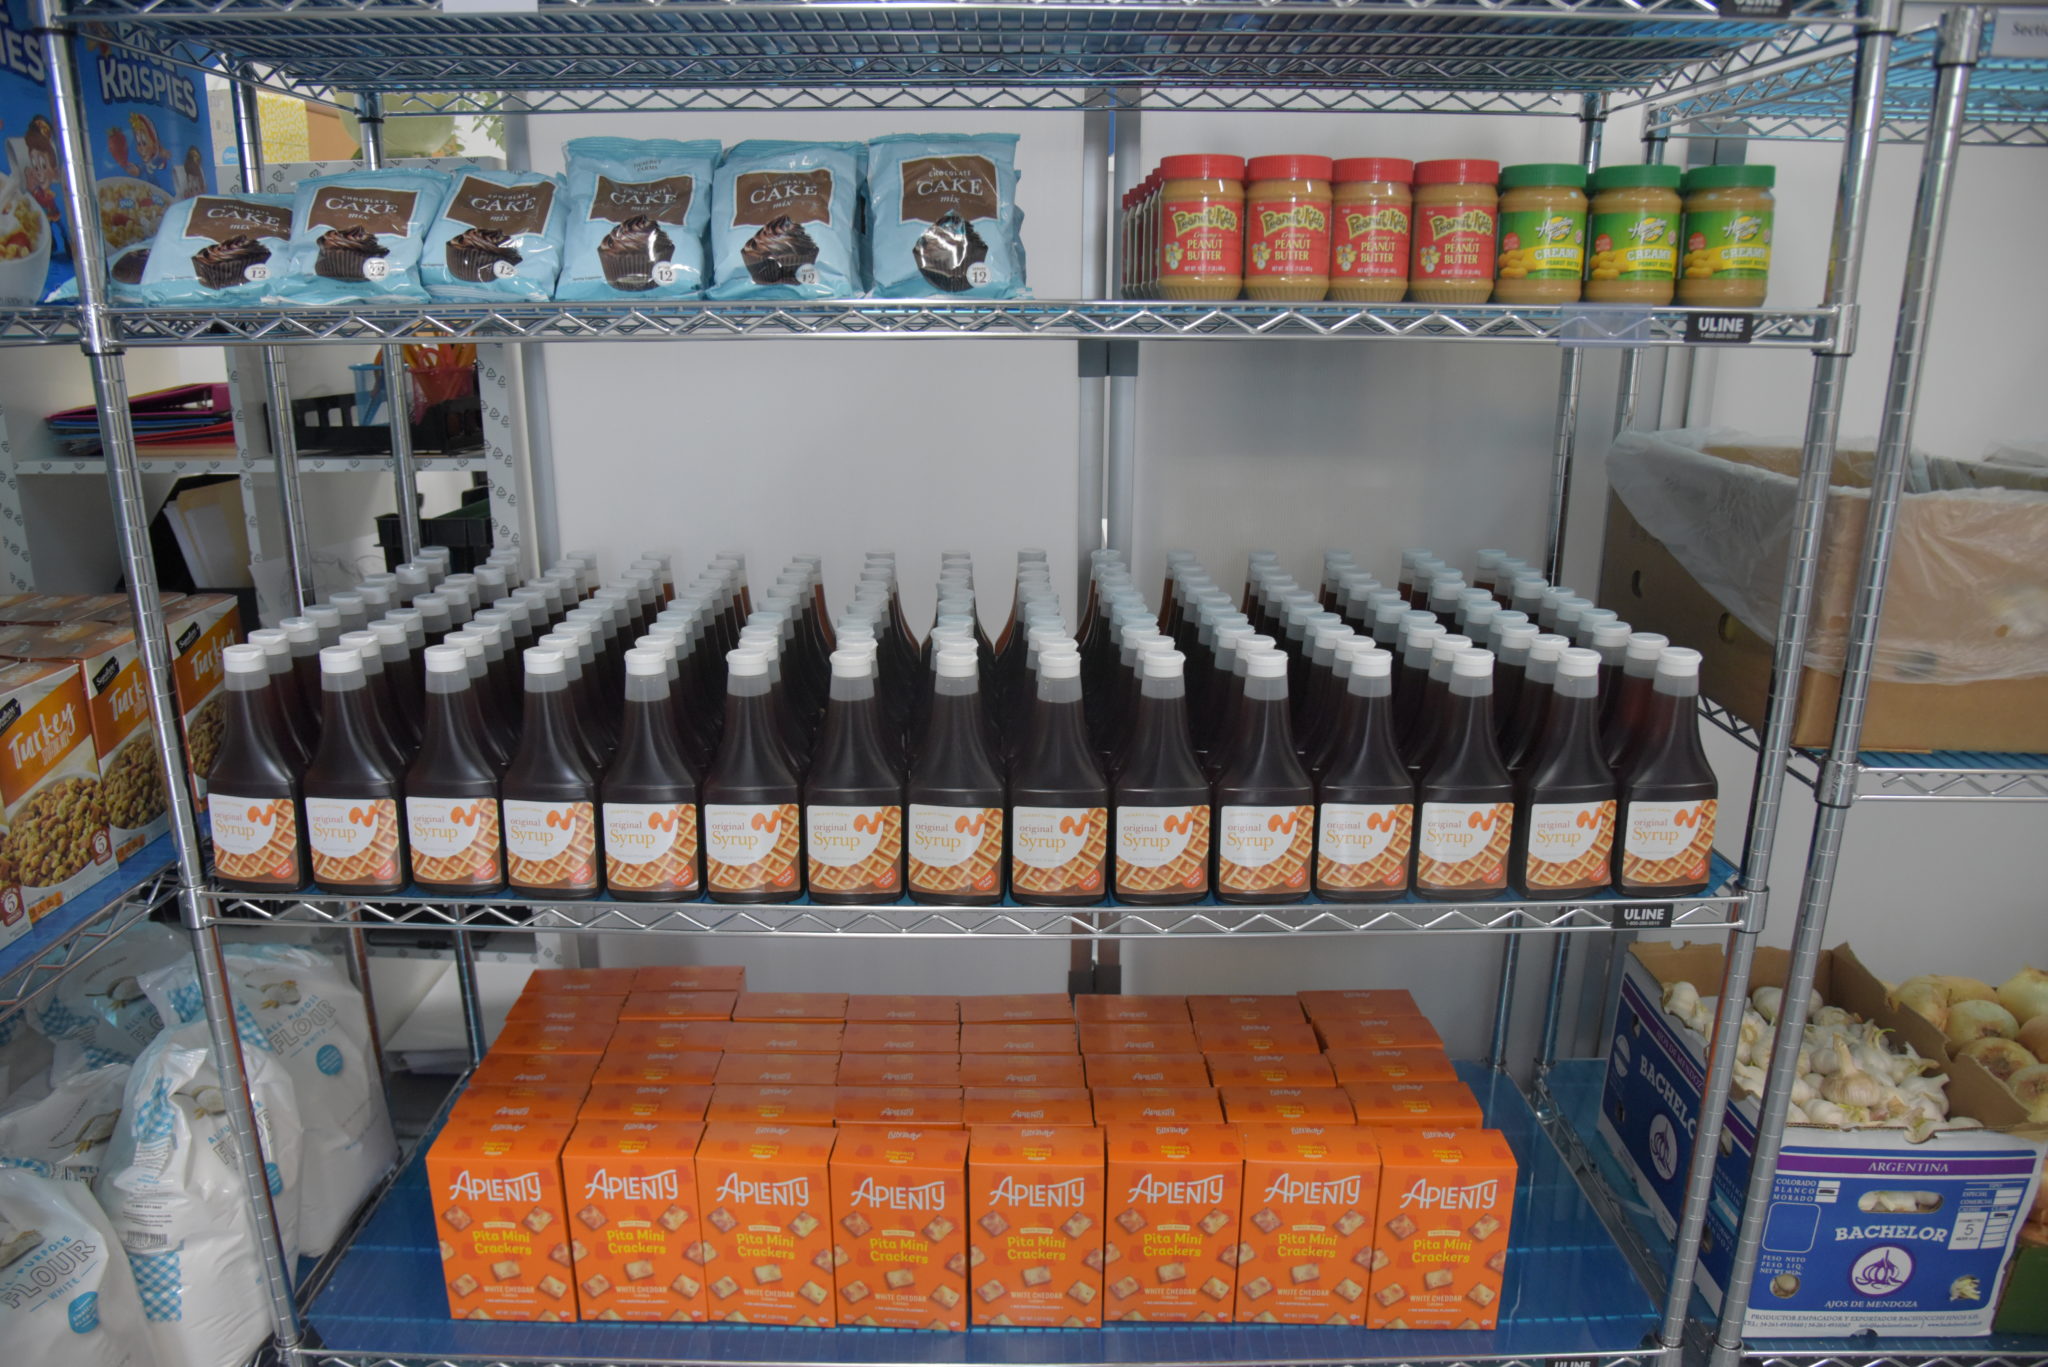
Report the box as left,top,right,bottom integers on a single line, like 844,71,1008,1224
1611,903,1675,930
1710,0,1798,18
1685,312,1755,345
441,0,540,11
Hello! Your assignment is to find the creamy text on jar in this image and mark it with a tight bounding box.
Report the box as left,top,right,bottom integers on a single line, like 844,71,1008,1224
1409,159,1499,304
1679,164,1774,307
1494,163,1588,305
1586,164,1681,305
1156,154,1246,301
1329,157,1413,304
1244,154,1333,302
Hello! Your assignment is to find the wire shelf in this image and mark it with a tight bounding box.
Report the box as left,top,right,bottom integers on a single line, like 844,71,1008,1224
1700,698,2048,802
0,309,83,346
0,836,179,1020
14,453,492,474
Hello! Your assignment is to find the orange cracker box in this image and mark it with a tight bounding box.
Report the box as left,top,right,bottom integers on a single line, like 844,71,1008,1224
846,994,959,1022
840,1022,961,1054
1315,1016,1444,1052
620,990,737,1021
633,964,746,992
1205,1054,1335,1088
493,1020,617,1056
608,1020,725,1055
506,995,625,1026
968,1125,1106,1326
835,1088,966,1129
715,1053,841,1087
733,991,847,1022
1187,995,1306,1026
960,994,1073,1024
962,1088,1095,1127
1194,1019,1321,1054
522,967,640,998
839,1053,963,1088
724,1022,844,1055
828,1127,970,1329
162,593,240,807
1085,1054,1211,1089
1074,995,1189,1025
427,1113,578,1321
1297,988,1422,1022
693,1122,838,1325
959,1053,1087,1088
559,1119,707,1322
455,1083,590,1123
0,659,116,930
471,1052,601,1089
1346,1081,1484,1130
1092,1088,1225,1125
578,1084,712,1122
1365,1127,1516,1330
1102,1124,1245,1322
707,1085,838,1126
961,1022,1077,1055
1079,1022,1200,1056
1235,1125,1382,1324
1220,1087,1356,1127
1323,1048,1459,1084
593,1051,721,1087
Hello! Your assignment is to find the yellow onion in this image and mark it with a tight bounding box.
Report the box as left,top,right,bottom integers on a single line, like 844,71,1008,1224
1958,1037,2036,1083
1997,966,2048,1025
1944,999,2019,1047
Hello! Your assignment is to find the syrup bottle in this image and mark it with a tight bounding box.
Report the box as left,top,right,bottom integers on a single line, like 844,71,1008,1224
1491,619,1538,743
1314,644,1414,902
601,648,702,902
403,643,505,895
501,646,602,899
1403,633,1473,781
443,632,513,768
1392,618,1447,750
1415,649,1513,900
537,628,609,770
804,645,904,905
1615,647,1717,898
1113,647,1211,904
301,646,407,895
208,645,310,893
1009,647,1109,906
1604,632,1669,769
1503,633,1570,772
279,616,324,745
1214,649,1314,904
703,647,803,903
1511,646,1614,899
906,646,1005,906
336,631,413,769
244,628,313,767
370,618,425,750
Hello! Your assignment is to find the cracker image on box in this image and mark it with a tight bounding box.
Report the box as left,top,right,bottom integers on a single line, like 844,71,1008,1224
426,1112,576,1321
1366,1127,1515,1330
1102,1124,1245,1323
829,1127,971,1330
693,1123,838,1325
968,1125,1107,1327
558,1119,707,1322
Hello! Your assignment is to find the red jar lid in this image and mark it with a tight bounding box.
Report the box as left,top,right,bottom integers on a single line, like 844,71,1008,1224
1247,154,1334,183
1334,157,1414,185
1414,158,1501,187
1158,154,1246,182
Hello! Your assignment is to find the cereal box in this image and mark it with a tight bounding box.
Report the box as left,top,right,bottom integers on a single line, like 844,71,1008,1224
960,1022,1077,1055
592,1051,721,1087
1297,989,1423,1021
1102,1123,1245,1322
968,1125,1106,1326
454,1083,590,1123
1187,995,1307,1026
1194,1019,1323,1054
506,994,625,1025
962,1088,1095,1128
633,965,746,992
693,1122,838,1325
522,967,640,998
733,992,847,1022
707,1086,838,1126
1324,1048,1459,1084
1092,1088,1224,1125
839,1022,960,1054
471,1052,601,1090
1366,1127,1516,1330
838,1053,962,1088
578,1084,713,1122
1074,995,1188,1025
607,1020,726,1054
620,990,738,1021
714,1053,841,1087
1220,1087,1356,1126
1085,1054,1211,1088
1078,1022,1200,1056
960,994,1073,1024
846,994,959,1022
829,1127,970,1329
493,1020,616,1056
558,1119,707,1321
0,659,115,933
163,594,240,806
959,1054,1087,1088
1346,1081,1484,1130
834,1088,965,1129
1205,1054,1336,1088
426,1113,578,1320
1236,1124,1381,1324
1315,1016,1444,1051
724,1022,844,1055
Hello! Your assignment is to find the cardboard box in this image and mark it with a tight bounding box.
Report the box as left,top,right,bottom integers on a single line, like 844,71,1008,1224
960,1054,1088,1089
79,592,183,625
838,1053,963,1089
1187,995,1307,1026
1366,1127,1516,1330
493,1020,616,1056
1346,1081,1484,1130
506,994,625,1026
1221,1088,1357,1127
1194,1019,1323,1055
454,1083,591,1122
839,1022,960,1054
714,1054,841,1087
707,1086,838,1126
1325,1048,1459,1085
0,659,116,933
847,994,959,1022
524,968,640,998
733,992,847,1022
968,1125,1106,1326
725,1023,845,1055
1074,995,1189,1025
608,1021,730,1054
471,1052,602,1090
962,1088,1095,1128
1236,1125,1382,1324
961,1023,1077,1055
1086,1054,1212,1089
633,965,746,992
592,1051,721,1088
163,594,240,806
693,1123,838,1325
1297,990,1422,1022
1093,1089,1225,1125
1102,1123,1245,1322
1205,1054,1336,1088
1601,940,2048,1336
559,1119,707,1321
960,994,1073,1024
1079,1022,1200,1056
829,1127,970,1329
1314,1016,1444,1052
578,1085,713,1123
427,1114,578,1321
619,991,737,1021
834,1088,966,1129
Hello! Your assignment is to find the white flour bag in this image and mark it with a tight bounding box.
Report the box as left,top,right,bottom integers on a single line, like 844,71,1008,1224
0,1060,130,1182
0,1157,160,1367
28,921,183,1067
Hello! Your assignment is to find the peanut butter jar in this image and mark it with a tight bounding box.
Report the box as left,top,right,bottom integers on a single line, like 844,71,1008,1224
1679,164,1775,307
1409,159,1499,304
1494,163,1587,305
1156,154,1246,301
1586,164,1682,305
1243,154,1333,303
1329,157,1412,304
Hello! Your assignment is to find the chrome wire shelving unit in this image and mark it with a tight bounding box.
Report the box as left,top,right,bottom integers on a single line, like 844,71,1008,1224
0,836,178,1020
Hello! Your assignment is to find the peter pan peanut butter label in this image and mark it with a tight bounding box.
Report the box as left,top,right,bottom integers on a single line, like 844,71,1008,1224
733,171,833,227
901,155,998,223
605,801,699,894
407,796,502,887
1160,199,1241,279
305,796,399,885
186,196,293,243
1415,801,1511,893
1413,199,1497,283
504,799,598,891
307,186,419,236
1218,804,1313,894
703,802,799,894
1620,797,1715,888
806,803,901,895
1522,799,1613,892
1334,203,1409,280
211,794,300,887
591,174,694,226
1316,802,1412,893
1010,805,1106,899
1115,805,1210,898
445,176,555,234
907,804,1002,895
1246,197,1329,278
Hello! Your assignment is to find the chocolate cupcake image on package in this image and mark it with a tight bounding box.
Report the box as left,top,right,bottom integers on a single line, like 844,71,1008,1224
275,169,447,304
558,138,718,300
707,140,864,300
137,192,294,306
110,249,151,286
867,133,1025,299
190,236,269,290
315,225,391,281
445,227,522,283
740,214,819,286
596,215,673,292
913,212,988,293
423,172,564,301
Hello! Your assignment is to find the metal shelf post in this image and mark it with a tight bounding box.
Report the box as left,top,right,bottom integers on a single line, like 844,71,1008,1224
355,90,422,562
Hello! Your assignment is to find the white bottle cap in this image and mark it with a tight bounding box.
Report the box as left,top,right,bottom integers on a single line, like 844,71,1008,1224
223,643,267,675
1558,646,1602,679
247,627,289,656
1353,648,1393,678
338,629,379,658
935,647,979,679
370,619,407,647
424,644,468,675
1140,650,1184,679
1592,622,1634,649
1497,623,1541,648
306,605,341,629
1452,648,1495,679
1040,649,1082,680
624,648,666,677
414,592,448,614
1404,621,1447,648
727,648,769,677
278,616,319,644
448,631,485,660
319,645,363,676
421,545,453,563
637,631,679,656
1540,585,1577,609
1476,549,1508,570
1430,633,1473,664
1529,632,1571,660
1626,632,1671,660
828,650,869,679
330,590,364,610
1658,647,1703,678
1246,650,1288,679
1334,636,1378,662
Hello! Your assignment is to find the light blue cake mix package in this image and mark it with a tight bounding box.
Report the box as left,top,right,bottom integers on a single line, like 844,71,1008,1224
707,140,864,300
421,170,564,302
136,192,293,305
865,133,1025,299
270,168,449,305
555,137,718,300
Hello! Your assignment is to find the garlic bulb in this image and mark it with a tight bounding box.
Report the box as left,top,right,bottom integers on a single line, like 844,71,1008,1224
1752,986,1784,1024
1663,979,1701,1022
1944,999,2020,1046
1812,1005,1855,1028
1821,1073,1887,1108
1805,1099,1850,1127
1959,1037,2037,1083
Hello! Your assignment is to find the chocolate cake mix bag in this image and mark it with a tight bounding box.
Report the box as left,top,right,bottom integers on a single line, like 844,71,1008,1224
272,168,448,304
866,133,1025,299
422,169,565,302
556,137,718,301
136,192,293,305
707,140,864,300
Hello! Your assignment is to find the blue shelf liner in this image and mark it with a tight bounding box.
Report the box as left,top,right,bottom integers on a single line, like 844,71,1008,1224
302,1062,1659,1364
1858,750,2048,773
0,833,176,993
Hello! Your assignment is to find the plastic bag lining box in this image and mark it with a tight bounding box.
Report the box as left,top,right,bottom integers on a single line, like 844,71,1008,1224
1600,939,2045,1336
